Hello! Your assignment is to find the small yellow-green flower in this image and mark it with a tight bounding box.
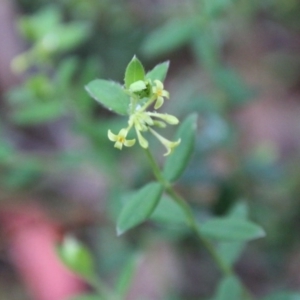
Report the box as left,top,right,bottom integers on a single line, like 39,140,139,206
135,127,149,149
147,112,179,125
107,76,180,155
108,128,136,150
152,80,169,109
149,127,181,156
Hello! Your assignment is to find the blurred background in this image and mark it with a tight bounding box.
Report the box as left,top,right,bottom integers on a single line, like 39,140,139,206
0,0,300,299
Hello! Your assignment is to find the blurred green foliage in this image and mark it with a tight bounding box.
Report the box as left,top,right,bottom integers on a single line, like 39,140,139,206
1,0,300,299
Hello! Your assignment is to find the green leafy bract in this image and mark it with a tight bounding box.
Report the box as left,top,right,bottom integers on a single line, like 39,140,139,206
146,61,170,82
85,79,130,115
124,55,145,89
117,182,163,235
163,113,197,182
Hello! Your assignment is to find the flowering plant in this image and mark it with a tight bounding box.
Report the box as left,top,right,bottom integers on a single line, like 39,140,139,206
63,56,267,300
86,56,180,155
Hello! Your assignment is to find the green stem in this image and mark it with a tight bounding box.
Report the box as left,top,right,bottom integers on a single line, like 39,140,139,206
86,275,122,300
144,148,167,185
144,148,253,299
145,148,230,274
165,186,232,276
140,95,156,112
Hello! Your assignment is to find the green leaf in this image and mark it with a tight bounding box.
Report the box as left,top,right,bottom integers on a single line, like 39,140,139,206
12,102,64,125
85,79,130,115
261,292,300,300
204,0,237,18
163,113,197,182
56,57,78,89
191,33,220,70
227,201,249,219
218,242,245,267
141,18,198,57
146,61,170,82
115,255,139,297
18,6,61,40
56,236,95,278
124,56,145,89
151,195,187,225
213,276,243,300
52,23,90,52
200,217,265,242
212,68,254,105
117,182,163,235
217,201,248,266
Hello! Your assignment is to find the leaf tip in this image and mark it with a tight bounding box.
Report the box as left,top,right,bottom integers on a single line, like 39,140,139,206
84,83,93,98
116,226,125,236
131,54,139,62
257,227,266,239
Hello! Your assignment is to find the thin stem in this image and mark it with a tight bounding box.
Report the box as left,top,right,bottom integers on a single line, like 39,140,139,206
165,186,232,276
144,148,253,299
144,148,168,185
86,275,122,300
144,148,230,274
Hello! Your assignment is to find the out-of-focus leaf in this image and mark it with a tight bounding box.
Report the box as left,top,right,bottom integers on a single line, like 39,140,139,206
0,145,14,162
57,236,95,278
18,6,61,40
261,291,300,300
228,201,249,219
204,0,238,17
26,75,52,98
56,57,79,88
200,217,265,242
124,56,145,88
38,23,89,54
54,23,90,52
146,61,170,82
213,68,254,105
3,159,41,189
85,79,130,115
212,276,243,300
163,114,197,182
218,242,245,267
192,33,219,70
151,195,187,225
115,255,139,297
117,182,163,235
217,202,248,266
12,102,64,125
142,18,198,57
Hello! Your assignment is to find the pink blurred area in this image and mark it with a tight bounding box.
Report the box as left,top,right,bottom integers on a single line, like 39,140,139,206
0,205,86,300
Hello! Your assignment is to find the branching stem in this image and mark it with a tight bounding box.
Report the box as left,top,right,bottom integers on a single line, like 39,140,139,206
144,148,253,299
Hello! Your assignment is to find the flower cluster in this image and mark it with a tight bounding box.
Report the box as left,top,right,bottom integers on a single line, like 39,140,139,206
108,79,181,156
